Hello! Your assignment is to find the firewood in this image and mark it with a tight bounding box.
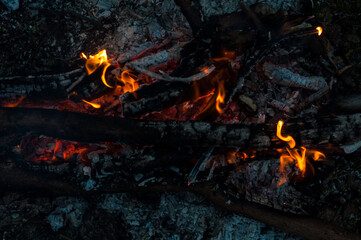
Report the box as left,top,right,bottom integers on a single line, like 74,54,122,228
1,107,361,154
0,68,83,99
120,62,235,118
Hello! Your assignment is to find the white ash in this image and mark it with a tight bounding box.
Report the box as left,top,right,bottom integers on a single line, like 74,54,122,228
92,0,119,10
99,192,300,239
47,199,87,232
198,0,303,18
147,21,166,41
1,0,19,11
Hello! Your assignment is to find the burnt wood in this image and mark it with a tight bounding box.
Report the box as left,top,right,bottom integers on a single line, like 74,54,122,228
1,107,361,153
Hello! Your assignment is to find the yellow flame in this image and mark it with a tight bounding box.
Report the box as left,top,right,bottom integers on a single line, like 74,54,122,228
81,49,114,88
80,52,87,59
276,121,326,186
82,99,101,109
277,121,296,148
116,70,139,93
215,82,225,114
316,26,323,36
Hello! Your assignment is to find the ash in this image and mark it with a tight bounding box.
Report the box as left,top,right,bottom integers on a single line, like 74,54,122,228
0,191,299,239
98,192,300,240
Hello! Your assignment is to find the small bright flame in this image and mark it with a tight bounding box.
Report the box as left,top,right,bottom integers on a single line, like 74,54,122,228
82,49,114,88
316,26,323,36
80,52,87,59
276,120,326,186
82,99,101,109
215,82,225,114
116,70,139,93
277,121,296,148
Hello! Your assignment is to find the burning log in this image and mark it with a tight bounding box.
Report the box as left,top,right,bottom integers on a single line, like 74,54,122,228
120,61,236,118
1,107,361,154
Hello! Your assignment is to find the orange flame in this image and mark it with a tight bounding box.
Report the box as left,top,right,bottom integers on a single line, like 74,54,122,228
215,81,225,114
116,70,139,93
276,120,326,186
277,121,296,148
316,26,323,36
82,99,101,109
81,49,114,88
4,96,26,107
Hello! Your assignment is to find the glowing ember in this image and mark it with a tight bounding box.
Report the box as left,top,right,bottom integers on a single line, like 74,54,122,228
276,120,326,186
82,99,101,109
316,26,323,36
4,95,25,107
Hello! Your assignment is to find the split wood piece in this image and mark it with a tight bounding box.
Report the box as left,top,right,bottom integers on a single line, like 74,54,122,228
0,162,359,240
227,27,323,106
128,64,216,83
0,68,83,99
1,107,361,154
263,63,327,91
173,0,205,38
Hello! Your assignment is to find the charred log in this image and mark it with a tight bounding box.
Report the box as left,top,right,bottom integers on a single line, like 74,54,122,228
1,107,361,154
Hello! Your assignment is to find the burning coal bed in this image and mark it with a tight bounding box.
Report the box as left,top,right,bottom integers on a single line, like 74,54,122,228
1,0,361,239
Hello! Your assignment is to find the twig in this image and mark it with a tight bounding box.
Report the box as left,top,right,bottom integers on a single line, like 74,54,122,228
0,68,83,82
263,62,327,91
66,72,87,93
128,64,215,83
188,147,214,184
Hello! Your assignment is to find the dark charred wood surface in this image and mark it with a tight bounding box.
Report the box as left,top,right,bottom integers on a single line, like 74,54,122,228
0,69,83,100
1,107,361,153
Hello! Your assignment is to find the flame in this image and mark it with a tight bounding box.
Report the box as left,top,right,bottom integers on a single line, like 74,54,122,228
81,49,114,88
215,81,226,114
316,26,323,36
116,70,139,93
277,121,296,148
80,52,87,59
82,99,101,108
4,96,26,107
52,140,62,160
276,120,326,186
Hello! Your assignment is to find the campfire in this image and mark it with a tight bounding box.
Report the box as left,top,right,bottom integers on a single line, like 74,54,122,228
1,0,361,239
